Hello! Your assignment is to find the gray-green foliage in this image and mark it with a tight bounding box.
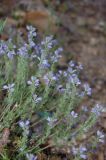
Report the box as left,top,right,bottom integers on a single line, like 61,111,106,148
0,19,6,34
0,24,105,160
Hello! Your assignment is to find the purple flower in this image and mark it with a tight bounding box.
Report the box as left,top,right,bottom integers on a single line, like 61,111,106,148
72,145,87,159
43,72,57,85
49,48,62,63
55,47,63,55
77,63,83,70
33,94,42,104
77,91,85,97
68,74,81,86
67,67,76,74
57,85,66,93
27,76,39,87
43,74,50,85
3,83,15,92
51,55,58,63
58,70,68,77
83,83,92,96
47,117,57,127
27,26,37,48
91,104,103,117
70,111,78,118
0,41,8,56
41,35,53,49
19,120,30,128
19,120,30,135
69,61,75,67
97,130,105,143
63,71,68,77
72,147,78,155
27,25,36,32
7,50,16,59
17,44,28,57
41,59,50,68
26,153,37,160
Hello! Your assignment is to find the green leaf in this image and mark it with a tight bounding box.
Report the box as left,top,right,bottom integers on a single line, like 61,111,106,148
0,19,6,34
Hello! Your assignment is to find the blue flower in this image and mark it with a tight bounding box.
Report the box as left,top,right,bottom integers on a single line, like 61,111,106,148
27,26,37,48
41,59,50,69
72,145,87,159
0,41,8,56
70,111,78,118
32,94,42,104
7,50,16,59
17,43,29,57
41,35,53,49
69,60,75,67
97,130,105,143
43,72,58,85
3,83,15,92
27,76,39,87
47,116,57,127
19,120,30,136
26,153,37,160
83,83,92,96
91,104,103,117
68,74,81,86
57,85,66,93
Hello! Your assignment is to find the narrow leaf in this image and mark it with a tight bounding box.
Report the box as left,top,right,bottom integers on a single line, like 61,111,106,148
0,19,6,34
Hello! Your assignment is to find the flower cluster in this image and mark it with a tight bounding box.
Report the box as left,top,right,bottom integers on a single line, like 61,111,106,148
0,25,105,160
27,25,37,47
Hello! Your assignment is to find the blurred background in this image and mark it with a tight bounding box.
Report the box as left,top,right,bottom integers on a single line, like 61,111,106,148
0,0,106,158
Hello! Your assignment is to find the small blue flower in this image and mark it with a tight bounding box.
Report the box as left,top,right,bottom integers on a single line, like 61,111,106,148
0,41,8,56
43,72,58,85
43,74,50,85
69,61,75,67
32,94,42,104
19,120,30,128
41,59,50,69
83,83,92,96
67,67,76,74
91,104,103,117
3,83,15,93
68,74,81,86
77,63,83,70
47,116,57,127
17,43,28,57
27,76,39,87
7,50,16,59
97,130,105,143
72,145,87,159
26,153,37,160
41,35,53,49
27,26,37,48
57,85,66,93
70,111,78,118
19,120,30,136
